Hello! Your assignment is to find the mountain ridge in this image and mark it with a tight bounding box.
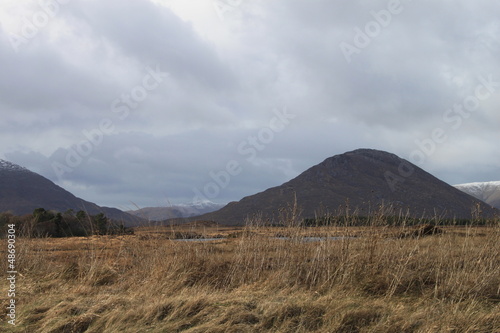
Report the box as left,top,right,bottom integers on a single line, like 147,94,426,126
0,159,142,226
127,202,226,221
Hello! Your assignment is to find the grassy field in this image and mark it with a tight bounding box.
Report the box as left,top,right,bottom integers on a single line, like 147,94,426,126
1,219,499,332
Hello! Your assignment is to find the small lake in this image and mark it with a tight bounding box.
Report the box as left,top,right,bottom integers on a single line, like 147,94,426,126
173,238,223,242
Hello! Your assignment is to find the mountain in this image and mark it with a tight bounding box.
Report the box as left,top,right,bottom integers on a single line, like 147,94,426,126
454,181,500,209
127,201,226,221
189,149,498,225
0,159,142,226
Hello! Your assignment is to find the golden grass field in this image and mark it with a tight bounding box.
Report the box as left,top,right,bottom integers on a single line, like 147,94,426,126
1,219,499,332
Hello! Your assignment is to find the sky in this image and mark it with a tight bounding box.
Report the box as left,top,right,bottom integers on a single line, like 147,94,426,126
0,0,499,210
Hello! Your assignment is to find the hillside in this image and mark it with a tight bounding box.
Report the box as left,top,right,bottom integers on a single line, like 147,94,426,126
0,159,142,226
454,181,500,209
190,149,498,225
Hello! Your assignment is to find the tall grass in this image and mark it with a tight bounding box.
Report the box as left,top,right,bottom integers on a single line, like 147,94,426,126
1,215,499,332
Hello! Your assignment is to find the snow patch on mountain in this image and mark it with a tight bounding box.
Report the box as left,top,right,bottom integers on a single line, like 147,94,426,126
127,201,226,221
0,159,30,173
454,181,500,209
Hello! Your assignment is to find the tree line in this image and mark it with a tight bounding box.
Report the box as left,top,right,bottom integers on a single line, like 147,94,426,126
0,208,132,238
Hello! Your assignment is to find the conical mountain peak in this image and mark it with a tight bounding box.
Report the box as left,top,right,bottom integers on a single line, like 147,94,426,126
189,149,498,225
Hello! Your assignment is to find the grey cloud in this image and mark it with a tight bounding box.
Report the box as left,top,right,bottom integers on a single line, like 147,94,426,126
1,0,499,209
69,0,236,91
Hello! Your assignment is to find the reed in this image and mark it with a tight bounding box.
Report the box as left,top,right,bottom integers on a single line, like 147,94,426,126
1,214,499,332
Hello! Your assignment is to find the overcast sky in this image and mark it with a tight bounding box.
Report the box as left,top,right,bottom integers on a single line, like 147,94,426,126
1,0,499,210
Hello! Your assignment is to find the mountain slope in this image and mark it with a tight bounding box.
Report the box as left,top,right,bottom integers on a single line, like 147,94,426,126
127,202,226,221
191,149,498,225
0,159,142,226
454,181,500,209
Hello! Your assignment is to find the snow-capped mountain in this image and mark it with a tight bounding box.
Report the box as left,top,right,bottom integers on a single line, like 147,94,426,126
454,181,500,209
127,202,226,221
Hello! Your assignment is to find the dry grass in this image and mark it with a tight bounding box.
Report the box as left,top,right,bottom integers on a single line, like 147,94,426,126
1,219,499,332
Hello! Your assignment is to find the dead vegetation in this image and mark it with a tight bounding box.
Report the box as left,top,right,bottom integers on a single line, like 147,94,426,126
1,219,499,332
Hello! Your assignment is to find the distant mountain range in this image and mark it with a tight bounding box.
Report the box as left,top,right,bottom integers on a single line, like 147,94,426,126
454,181,500,209
187,149,498,225
0,159,142,226
127,202,226,221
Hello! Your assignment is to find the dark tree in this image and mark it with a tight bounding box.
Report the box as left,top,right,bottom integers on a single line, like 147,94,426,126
93,213,108,235
33,208,55,223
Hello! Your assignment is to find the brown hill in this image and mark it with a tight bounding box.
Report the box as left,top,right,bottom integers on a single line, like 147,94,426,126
190,149,498,225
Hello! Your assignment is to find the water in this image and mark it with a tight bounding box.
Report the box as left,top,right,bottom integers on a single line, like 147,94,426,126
173,238,223,242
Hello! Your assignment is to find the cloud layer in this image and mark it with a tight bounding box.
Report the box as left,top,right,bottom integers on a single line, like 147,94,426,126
1,0,499,209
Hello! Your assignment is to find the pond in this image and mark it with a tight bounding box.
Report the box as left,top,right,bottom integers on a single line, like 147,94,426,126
173,238,223,242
